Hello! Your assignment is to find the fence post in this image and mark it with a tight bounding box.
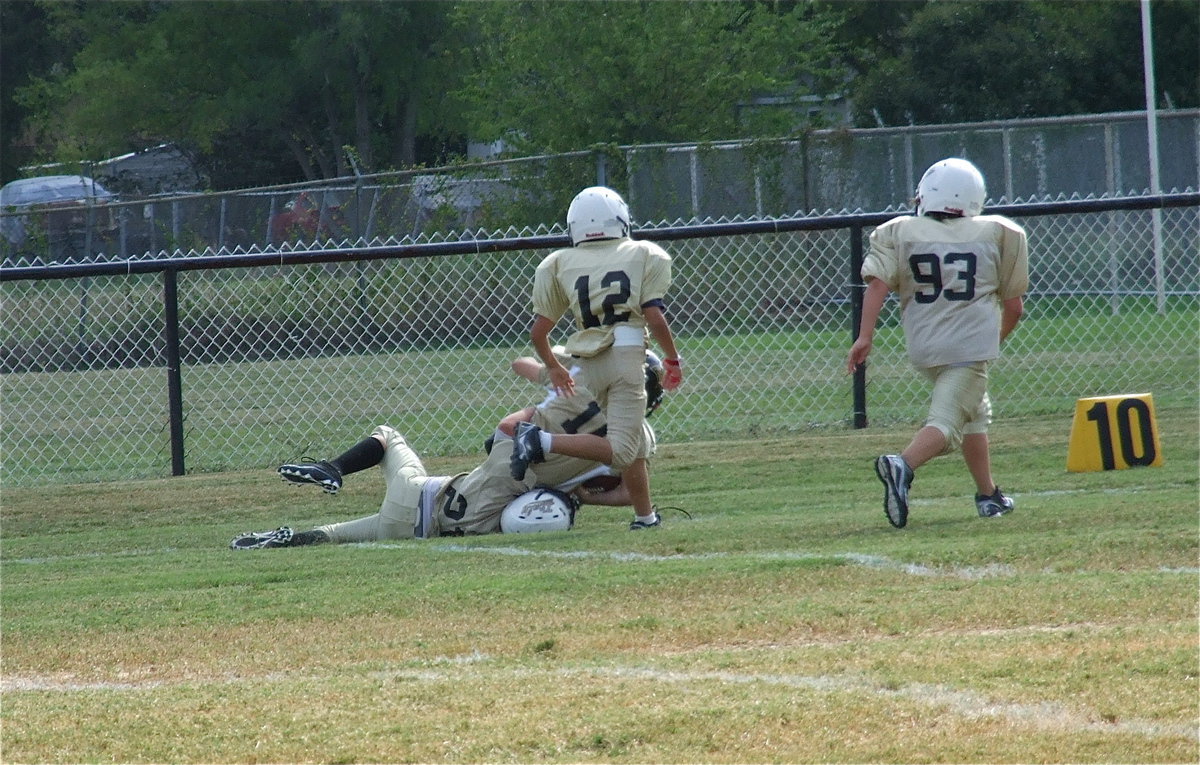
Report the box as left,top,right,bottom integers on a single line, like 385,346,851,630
162,267,186,475
849,224,868,429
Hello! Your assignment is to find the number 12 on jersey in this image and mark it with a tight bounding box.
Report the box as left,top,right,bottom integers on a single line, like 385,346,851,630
574,272,632,328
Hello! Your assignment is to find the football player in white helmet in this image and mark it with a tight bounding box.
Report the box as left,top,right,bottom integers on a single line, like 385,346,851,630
510,186,683,531
230,353,663,549
500,488,576,534
846,157,1029,529
915,157,987,217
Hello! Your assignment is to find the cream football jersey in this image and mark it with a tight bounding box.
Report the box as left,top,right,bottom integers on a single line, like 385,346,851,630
427,376,651,536
531,238,672,357
862,214,1029,368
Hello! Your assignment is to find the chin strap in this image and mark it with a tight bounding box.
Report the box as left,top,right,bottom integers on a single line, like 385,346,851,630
652,505,692,520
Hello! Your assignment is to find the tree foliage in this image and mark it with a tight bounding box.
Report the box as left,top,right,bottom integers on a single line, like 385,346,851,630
850,0,1198,126
12,1,462,185
452,0,845,153
2,0,1196,188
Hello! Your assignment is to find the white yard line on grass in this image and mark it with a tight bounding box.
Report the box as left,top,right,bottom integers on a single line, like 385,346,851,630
8,544,1197,579
420,545,1200,579
6,548,180,565
424,545,1021,579
4,660,1195,743
575,665,1200,742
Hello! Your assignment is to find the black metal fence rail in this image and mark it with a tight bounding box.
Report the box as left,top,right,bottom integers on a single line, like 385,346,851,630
1,193,1196,486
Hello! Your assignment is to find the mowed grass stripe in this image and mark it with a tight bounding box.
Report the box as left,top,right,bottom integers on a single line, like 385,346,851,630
4,659,1195,745
1,412,1195,763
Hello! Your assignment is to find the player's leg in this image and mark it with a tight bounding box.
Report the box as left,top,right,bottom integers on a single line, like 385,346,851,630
509,350,625,478
527,346,644,467
511,399,616,475
535,431,613,462
585,347,655,525
961,431,995,496
899,426,948,470
960,386,1014,517
599,347,651,470
316,426,427,542
876,364,984,528
621,457,658,528
229,526,331,549
526,398,615,488
916,364,987,462
279,433,385,494
236,431,390,549
875,370,939,529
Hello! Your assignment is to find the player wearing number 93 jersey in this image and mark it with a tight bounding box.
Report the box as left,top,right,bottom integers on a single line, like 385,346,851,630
848,157,1029,529
862,197,1028,369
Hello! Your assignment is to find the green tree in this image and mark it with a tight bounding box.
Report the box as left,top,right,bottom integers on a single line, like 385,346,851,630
15,1,462,185
0,1,61,180
451,0,846,153
10,1,1195,189
850,0,1198,126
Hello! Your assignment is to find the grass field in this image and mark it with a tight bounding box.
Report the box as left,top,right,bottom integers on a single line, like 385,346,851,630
2,410,1197,763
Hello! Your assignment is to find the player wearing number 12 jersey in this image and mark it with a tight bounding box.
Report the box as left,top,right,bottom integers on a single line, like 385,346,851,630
511,186,682,530
847,158,1029,529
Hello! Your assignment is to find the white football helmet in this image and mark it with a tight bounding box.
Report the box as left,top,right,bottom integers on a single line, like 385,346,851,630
566,186,631,245
501,488,576,533
916,158,986,217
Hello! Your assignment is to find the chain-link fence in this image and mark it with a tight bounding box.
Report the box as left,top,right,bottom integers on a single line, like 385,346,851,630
0,152,600,267
627,109,1200,221
2,193,1196,487
4,111,1197,268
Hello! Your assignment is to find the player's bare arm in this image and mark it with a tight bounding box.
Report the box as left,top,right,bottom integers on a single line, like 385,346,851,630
497,406,537,437
574,480,632,507
644,305,683,390
510,356,544,383
847,277,890,374
1000,295,1024,343
530,314,574,396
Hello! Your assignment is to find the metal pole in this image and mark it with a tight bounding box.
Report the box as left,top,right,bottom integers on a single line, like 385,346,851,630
849,225,868,428
83,162,95,259
1104,123,1122,315
1141,0,1166,314
349,152,371,332
689,149,700,220
163,267,186,476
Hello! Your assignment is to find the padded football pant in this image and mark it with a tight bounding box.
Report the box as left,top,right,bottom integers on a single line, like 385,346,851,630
920,361,992,454
316,425,426,541
575,344,647,470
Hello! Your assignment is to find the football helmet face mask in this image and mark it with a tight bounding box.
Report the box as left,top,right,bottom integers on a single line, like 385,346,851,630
501,488,577,533
916,158,986,217
644,351,665,418
566,186,631,245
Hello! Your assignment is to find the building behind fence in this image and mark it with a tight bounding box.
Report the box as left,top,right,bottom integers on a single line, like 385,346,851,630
2,193,1197,487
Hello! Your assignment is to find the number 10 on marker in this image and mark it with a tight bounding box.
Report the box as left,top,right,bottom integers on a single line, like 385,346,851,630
1067,394,1164,472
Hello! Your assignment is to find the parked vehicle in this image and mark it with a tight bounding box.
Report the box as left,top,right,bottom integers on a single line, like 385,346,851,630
268,191,348,243
0,175,119,263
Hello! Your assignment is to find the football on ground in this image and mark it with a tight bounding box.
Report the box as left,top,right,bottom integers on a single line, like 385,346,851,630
580,475,622,493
